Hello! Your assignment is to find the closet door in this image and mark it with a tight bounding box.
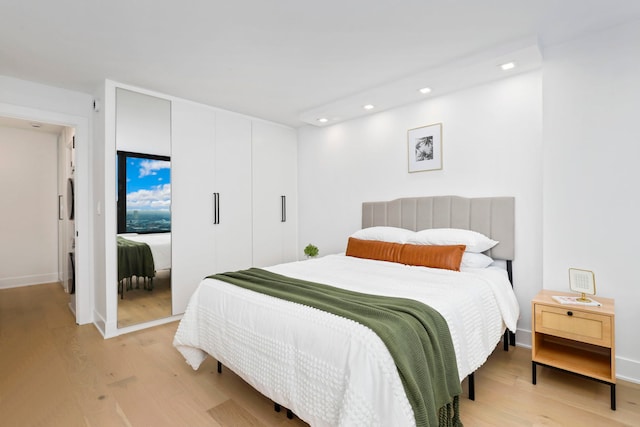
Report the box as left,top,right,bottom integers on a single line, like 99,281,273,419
252,121,298,267
171,100,216,315
213,111,252,273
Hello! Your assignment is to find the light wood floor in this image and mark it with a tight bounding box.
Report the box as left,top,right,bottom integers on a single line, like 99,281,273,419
117,269,172,328
1,283,639,426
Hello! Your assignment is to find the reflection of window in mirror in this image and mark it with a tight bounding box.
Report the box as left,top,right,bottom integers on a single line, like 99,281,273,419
116,151,171,234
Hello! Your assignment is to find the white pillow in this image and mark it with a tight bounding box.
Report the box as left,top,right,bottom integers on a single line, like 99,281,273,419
407,228,498,253
460,252,494,269
350,226,415,243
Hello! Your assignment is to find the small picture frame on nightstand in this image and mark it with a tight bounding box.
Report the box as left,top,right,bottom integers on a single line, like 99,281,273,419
569,268,596,301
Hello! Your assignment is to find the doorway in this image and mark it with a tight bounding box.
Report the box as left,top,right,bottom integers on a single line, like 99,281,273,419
0,103,91,326
0,116,75,309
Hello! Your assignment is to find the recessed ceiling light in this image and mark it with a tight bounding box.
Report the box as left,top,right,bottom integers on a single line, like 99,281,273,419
363,104,375,110
418,87,432,94
317,117,328,123
500,62,516,71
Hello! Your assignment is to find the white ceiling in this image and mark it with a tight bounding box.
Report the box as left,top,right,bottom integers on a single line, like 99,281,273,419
2,0,640,128
0,116,65,135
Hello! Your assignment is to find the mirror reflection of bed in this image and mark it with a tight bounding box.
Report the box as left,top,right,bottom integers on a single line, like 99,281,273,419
117,232,172,328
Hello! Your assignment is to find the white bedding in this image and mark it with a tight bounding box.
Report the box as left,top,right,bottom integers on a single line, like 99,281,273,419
173,254,519,426
120,233,171,270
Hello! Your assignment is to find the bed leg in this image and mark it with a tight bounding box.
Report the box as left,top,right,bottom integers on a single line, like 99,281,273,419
274,403,281,412
217,361,222,374
286,409,293,419
503,330,509,351
468,372,475,401
509,330,516,346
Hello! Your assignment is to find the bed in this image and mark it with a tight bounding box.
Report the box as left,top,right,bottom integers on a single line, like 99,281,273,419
121,233,172,270
117,232,171,298
173,196,519,426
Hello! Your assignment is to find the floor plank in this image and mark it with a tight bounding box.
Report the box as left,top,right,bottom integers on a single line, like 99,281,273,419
208,399,265,427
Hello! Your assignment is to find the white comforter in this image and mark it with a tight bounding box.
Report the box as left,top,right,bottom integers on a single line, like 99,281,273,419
173,254,519,426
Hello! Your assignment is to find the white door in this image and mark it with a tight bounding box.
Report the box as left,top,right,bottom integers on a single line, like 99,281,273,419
171,100,216,315
213,111,253,273
252,121,298,267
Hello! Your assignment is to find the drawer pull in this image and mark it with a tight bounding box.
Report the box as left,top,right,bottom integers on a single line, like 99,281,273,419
567,311,573,316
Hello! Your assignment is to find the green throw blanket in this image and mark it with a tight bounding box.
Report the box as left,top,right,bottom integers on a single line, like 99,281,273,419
210,268,463,427
117,236,155,282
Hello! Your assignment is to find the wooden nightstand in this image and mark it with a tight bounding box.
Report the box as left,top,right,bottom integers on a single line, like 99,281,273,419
531,289,616,410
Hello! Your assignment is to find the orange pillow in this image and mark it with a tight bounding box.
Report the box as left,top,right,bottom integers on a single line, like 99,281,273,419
345,237,403,263
399,244,466,271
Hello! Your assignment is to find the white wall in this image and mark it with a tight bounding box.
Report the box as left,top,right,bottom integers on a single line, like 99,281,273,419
297,71,543,342
92,81,108,334
542,19,640,382
0,126,59,287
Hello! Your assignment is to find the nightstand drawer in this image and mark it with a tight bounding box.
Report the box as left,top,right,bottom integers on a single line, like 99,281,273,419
534,304,612,347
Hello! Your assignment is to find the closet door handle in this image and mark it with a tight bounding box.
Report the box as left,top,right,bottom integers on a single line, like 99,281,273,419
281,195,286,222
213,193,220,225
211,193,218,225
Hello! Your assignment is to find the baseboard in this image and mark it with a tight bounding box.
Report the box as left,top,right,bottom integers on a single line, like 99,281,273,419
514,328,532,348
0,273,60,289
93,309,107,338
615,356,640,384
112,314,183,338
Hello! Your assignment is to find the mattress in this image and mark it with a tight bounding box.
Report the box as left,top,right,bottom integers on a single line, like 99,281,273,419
173,254,519,426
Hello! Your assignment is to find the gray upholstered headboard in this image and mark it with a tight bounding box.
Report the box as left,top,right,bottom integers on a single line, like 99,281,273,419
362,195,514,260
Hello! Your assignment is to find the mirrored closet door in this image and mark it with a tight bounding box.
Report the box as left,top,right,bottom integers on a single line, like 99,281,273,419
115,88,172,328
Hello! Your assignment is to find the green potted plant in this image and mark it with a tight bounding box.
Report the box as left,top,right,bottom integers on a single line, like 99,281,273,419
303,244,319,258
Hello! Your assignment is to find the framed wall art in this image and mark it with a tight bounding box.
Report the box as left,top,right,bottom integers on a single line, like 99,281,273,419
408,123,442,173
